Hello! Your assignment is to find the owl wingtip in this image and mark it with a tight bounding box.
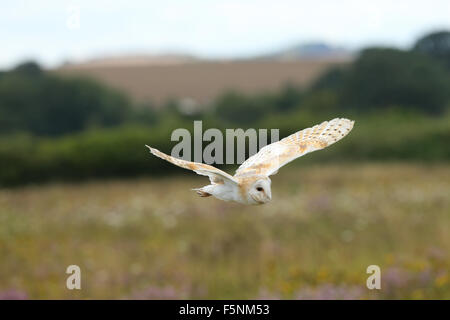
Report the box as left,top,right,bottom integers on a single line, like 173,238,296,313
341,118,355,127
145,145,157,154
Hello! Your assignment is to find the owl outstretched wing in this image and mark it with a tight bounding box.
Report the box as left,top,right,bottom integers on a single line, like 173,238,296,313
234,118,354,177
146,145,238,185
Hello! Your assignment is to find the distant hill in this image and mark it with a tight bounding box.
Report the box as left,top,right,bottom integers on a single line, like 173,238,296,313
59,42,351,69
55,42,352,106
61,53,199,68
259,42,352,61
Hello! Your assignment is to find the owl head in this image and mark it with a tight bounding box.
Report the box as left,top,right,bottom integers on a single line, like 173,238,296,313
248,177,272,204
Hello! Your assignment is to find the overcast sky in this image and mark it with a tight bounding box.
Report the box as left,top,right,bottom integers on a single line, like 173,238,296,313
1,0,449,68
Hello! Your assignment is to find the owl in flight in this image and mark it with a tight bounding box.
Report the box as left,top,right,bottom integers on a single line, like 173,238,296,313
146,118,354,205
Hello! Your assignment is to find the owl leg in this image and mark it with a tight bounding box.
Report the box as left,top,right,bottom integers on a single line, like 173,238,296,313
192,188,211,197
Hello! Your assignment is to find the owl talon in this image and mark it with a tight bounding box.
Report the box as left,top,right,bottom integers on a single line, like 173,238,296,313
194,189,211,197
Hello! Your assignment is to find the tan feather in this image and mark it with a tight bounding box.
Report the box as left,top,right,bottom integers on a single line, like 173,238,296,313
145,145,238,185
234,118,354,177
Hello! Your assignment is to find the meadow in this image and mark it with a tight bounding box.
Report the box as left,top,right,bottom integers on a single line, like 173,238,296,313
0,163,448,299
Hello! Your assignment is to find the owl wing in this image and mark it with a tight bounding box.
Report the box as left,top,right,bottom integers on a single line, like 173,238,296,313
146,145,238,185
234,118,354,177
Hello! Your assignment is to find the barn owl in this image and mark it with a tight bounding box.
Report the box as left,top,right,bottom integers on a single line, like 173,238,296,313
146,118,354,205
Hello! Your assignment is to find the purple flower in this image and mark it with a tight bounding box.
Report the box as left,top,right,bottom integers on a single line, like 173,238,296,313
0,289,28,300
256,288,281,300
128,285,185,300
417,268,433,286
307,195,331,213
426,247,447,262
382,267,411,291
295,284,364,300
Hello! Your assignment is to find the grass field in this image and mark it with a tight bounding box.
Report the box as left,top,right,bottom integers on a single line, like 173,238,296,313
0,163,449,299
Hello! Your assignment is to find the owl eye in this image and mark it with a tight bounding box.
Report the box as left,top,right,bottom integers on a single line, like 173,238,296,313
256,187,264,192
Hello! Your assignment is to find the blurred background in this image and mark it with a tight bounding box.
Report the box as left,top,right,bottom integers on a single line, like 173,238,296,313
0,1,449,299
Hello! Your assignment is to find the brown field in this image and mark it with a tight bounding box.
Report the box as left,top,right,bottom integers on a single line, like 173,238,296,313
56,59,348,105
